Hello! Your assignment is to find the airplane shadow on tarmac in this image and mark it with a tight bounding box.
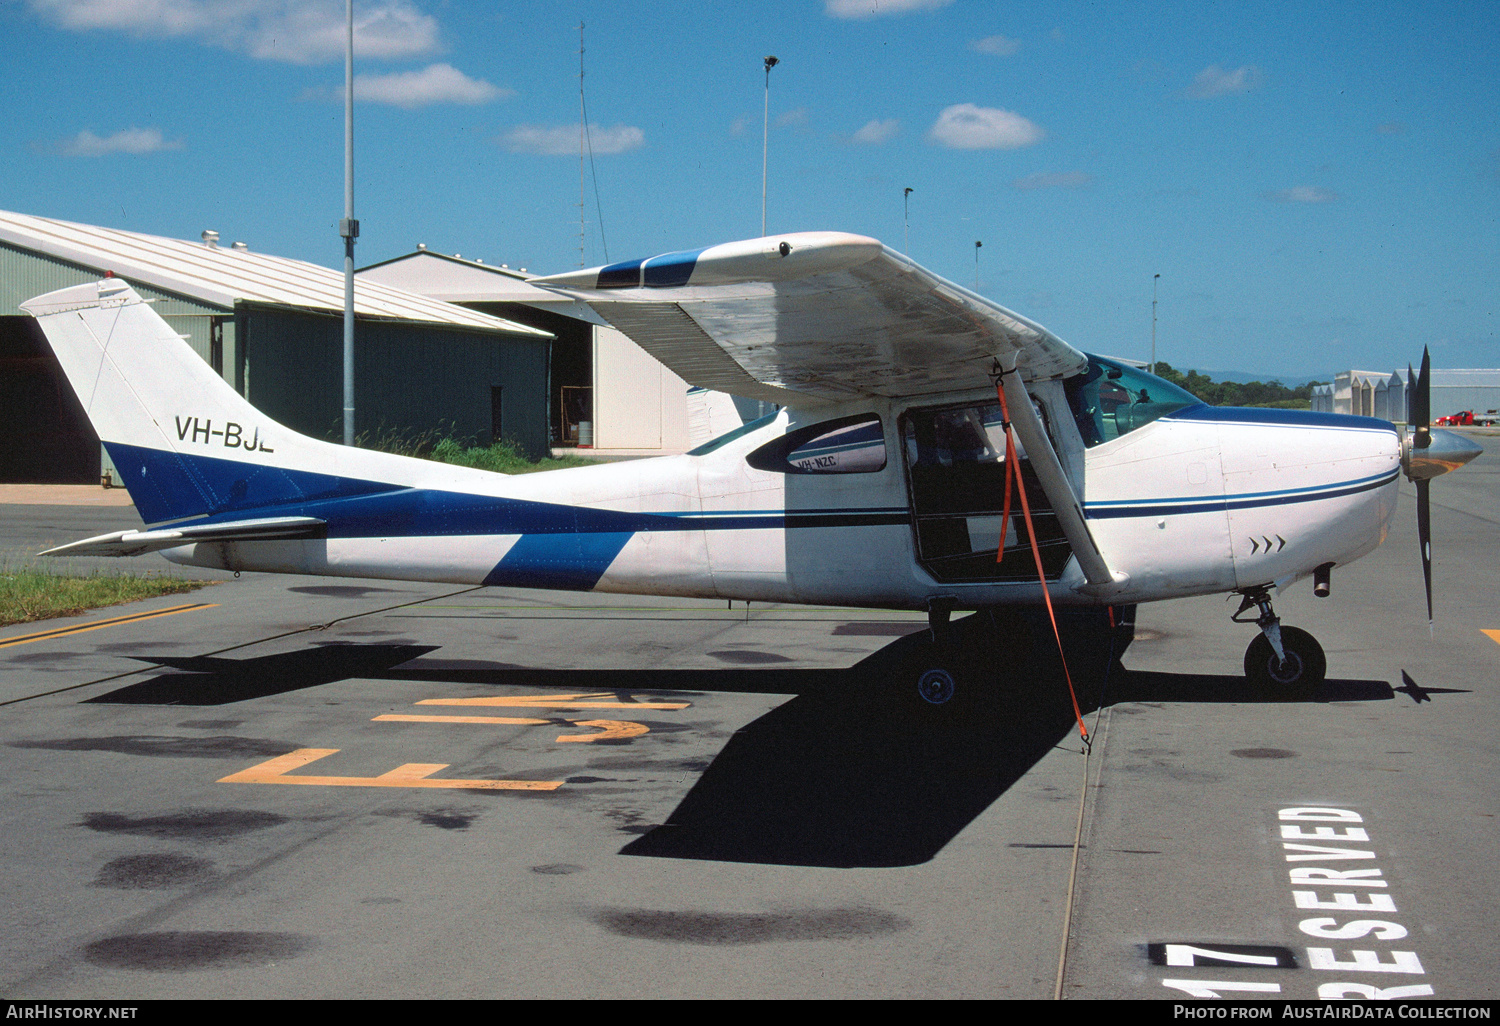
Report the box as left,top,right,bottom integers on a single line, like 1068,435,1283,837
85,612,1396,868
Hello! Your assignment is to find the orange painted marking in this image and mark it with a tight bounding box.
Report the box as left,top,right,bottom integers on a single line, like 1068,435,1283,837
372,714,549,726
417,692,688,711
556,719,650,743
217,748,562,790
0,603,217,649
1483,629,1500,646
373,713,650,743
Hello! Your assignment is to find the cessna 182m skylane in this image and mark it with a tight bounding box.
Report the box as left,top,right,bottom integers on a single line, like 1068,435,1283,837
23,231,1481,703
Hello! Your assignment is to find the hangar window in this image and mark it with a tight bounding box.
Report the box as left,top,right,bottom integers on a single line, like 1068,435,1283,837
1065,355,1200,447
746,414,886,474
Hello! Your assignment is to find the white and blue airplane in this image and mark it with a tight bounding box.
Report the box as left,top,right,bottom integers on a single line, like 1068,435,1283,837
22,231,1480,702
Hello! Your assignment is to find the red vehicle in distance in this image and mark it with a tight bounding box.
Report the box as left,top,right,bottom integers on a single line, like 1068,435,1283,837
1434,410,1498,427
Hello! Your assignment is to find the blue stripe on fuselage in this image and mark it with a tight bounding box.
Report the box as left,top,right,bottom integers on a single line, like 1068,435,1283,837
1164,404,1399,434
484,532,635,590
106,440,403,525
1083,469,1399,520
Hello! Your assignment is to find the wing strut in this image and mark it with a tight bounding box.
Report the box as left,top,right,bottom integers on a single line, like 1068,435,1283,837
996,360,1121,593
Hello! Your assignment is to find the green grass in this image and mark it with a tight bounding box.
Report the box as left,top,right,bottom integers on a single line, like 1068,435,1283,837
342,421,599,475
0,566,211,628
428,437,598,475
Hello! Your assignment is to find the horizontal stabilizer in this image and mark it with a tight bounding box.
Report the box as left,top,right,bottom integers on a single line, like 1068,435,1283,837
40,517,327,558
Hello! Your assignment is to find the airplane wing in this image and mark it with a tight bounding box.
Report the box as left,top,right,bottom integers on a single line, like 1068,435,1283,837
40,516,327,558
537,232,1121,592
531,232,1087,408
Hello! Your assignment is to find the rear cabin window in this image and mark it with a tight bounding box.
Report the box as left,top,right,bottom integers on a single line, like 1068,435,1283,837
1065,355,1200,447
746,414,886,474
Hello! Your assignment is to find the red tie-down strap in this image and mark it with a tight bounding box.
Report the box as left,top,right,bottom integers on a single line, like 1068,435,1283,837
995,379,1090,746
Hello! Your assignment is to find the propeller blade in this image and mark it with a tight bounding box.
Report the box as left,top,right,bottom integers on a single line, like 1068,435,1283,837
1417,477,1433,636
1407,361,1416,425
1414,347,1431,450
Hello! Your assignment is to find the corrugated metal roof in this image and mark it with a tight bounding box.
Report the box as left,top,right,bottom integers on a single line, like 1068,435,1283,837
0,209,549,337
357,249,609,326
358,249,559,303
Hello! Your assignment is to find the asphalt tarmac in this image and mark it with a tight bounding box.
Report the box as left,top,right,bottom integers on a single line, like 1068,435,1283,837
0,433,1494,1000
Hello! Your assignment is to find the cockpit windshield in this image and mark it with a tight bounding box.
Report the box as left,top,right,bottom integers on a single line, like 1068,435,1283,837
1065,355,1201,447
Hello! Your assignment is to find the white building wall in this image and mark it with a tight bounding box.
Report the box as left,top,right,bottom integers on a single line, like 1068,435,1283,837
591,324,690,452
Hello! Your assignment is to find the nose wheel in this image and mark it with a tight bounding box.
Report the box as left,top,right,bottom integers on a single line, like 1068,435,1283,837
1233,589,1327,692
1244,625,1326,690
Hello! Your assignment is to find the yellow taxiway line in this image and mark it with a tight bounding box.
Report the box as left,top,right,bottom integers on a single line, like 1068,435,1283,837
0,603,217,649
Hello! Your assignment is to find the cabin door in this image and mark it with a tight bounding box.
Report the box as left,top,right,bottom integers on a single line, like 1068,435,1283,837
901,400,1073,583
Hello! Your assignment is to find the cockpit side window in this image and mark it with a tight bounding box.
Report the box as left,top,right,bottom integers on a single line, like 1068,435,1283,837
1065,355,1200,447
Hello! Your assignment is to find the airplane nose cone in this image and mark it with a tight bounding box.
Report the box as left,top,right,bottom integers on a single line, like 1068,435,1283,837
1404,428,1484,481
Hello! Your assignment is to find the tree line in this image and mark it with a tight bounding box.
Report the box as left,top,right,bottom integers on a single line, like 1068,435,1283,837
1151,362,1327,409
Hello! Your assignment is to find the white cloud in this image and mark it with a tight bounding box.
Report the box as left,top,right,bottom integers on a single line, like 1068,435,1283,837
26,0,441,64
927,104,1043,150
970,34,1019,56
318,64,507,107
1185,64,1264,98
502,123,644,157
851,118,899,144
775,107,809,129
1377,122,1406,135
1012,171,1092,191
1263,186,1338,203
825,0,952,18
57,127,183,156
730,115,751,136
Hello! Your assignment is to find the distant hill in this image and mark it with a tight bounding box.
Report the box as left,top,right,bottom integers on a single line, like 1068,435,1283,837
1191,369,1337,388
1152,363,1328,408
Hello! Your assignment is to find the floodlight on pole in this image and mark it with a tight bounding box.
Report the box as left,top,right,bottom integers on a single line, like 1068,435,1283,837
339,0,358,446
762,55,779,238
903,187,912,254
1151,273,1160,376
974,240,982,290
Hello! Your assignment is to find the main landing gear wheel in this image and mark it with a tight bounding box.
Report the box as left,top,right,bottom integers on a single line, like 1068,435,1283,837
1244,625,1326,691
916,667,957,705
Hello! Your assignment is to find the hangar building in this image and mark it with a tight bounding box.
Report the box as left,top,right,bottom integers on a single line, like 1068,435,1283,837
1312,367,1500,421
357,248,695,455
0,210,552,484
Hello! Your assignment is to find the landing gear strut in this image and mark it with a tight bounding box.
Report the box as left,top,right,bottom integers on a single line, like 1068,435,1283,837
916,596,960,705
1233,587,1327,691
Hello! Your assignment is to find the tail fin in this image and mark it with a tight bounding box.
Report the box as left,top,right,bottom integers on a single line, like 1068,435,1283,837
22,278,424,525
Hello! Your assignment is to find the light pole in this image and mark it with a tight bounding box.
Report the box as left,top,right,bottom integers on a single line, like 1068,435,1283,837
340,0,358,446
974,240,982,290
903,187,912,253
1151,273,1160,376
762,55,778,237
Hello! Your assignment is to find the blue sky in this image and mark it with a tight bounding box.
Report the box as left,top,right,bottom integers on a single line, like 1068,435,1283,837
3,0,1497,378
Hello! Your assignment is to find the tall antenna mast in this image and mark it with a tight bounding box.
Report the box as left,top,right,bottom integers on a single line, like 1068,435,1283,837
340,0,357,445
762,55,779,237
578,22,586,268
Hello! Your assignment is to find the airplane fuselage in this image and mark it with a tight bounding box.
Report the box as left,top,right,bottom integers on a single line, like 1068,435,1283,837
156,376,1402,612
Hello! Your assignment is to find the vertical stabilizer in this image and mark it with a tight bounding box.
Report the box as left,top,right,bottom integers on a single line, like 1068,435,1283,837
21,278,440,524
